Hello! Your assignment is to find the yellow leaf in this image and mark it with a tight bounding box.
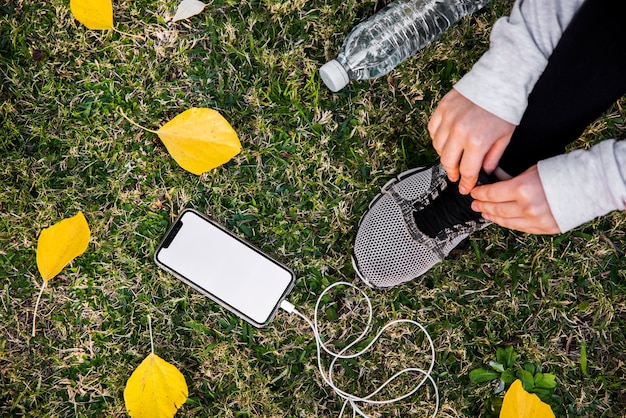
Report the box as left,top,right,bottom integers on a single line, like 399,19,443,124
36,212,90,282
156,108,241,175
500,380,555,418
124,353,188,418
32,211,90,336
70,0,114,30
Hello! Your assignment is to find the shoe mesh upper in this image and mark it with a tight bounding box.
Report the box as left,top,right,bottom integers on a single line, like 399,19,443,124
354,167,443,288
353,165,485,288
354,195,444,288
394,168,433,200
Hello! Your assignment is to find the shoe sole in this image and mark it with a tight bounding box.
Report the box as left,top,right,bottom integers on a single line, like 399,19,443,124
352,167,426,288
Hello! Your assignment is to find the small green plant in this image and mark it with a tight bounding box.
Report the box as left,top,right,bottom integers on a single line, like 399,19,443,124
470,346,558,413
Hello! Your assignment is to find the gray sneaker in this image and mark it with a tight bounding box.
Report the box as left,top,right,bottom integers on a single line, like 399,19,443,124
352,164,491,288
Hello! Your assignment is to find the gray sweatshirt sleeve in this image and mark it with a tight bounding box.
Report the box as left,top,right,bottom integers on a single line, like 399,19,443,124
537,140,626,233
453,0,583,124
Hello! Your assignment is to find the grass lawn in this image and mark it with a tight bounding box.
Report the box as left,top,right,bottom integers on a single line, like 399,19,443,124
2,0,625,416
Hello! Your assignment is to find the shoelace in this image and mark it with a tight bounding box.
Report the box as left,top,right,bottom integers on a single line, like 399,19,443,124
413,170,496,239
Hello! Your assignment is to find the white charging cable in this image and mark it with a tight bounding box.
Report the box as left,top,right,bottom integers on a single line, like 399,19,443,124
281,281,439,418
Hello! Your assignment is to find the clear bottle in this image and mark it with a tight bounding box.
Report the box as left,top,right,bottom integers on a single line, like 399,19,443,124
320,0,492,92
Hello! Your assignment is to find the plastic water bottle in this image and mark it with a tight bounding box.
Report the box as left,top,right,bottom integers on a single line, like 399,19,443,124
320,0,492,92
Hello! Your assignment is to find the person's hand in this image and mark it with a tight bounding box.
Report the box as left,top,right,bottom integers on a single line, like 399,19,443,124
428,89,516,194
470,165,560,234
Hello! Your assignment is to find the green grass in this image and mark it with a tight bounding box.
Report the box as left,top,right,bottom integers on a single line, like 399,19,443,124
2,0,625,416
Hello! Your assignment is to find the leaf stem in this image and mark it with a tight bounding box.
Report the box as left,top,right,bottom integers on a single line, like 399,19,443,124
32,281,47,337
118,108,159,134
113,27,145,40
148,315,154,354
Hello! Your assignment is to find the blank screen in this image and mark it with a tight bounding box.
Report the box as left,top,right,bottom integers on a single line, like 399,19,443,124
155,211,294,326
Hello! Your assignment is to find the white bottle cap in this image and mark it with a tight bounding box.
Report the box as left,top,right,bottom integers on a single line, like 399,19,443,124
319,60,349,92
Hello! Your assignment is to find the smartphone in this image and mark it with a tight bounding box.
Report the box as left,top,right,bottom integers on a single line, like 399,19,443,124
154,209,295,328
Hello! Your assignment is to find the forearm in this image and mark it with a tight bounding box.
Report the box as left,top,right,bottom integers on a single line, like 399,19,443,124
454,0,583,124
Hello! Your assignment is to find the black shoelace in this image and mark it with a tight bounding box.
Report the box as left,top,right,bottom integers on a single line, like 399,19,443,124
413,170,496,239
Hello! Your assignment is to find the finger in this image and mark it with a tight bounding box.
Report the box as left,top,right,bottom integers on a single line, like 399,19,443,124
457,147,485,194
427,108,442,142
480,214,532,233
439,140,464,182
429,116,448,156
482,137,510,174
471,181,518,203
471,200,519,219
481,213,558,235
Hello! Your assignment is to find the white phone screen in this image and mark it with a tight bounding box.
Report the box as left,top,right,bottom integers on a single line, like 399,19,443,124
154,210,295,327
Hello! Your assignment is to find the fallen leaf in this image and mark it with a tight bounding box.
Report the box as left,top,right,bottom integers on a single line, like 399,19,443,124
157,108,241,175
124,353,188,418
172,0,207,22
36,212,91,282
500,380,555,418
70,0,113,30
33,212,90,336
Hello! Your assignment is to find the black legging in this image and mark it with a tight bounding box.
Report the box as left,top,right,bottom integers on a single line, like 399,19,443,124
497,0,626,177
